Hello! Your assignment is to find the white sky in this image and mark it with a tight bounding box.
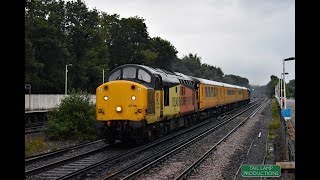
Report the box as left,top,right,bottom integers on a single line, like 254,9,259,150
83,0,295,86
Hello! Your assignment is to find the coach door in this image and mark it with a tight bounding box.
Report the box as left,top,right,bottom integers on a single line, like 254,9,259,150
216,86,220,105
195,83,199,111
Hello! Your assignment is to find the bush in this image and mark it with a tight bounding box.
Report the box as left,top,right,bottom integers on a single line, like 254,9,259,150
269,118,280,130
272,99,279,118
42,89,97,140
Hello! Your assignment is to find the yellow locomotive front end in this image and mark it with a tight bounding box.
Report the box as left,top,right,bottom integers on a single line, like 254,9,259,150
95,64,158,144
96,80,148,121
96,80,149,143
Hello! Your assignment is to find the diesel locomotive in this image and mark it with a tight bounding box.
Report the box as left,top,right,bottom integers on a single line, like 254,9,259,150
96,64,250,144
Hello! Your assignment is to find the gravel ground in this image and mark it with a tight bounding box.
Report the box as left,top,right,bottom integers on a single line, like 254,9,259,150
229,100,272,180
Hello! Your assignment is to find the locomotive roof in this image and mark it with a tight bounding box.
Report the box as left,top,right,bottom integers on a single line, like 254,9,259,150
114,64,192,84
112,64,249,90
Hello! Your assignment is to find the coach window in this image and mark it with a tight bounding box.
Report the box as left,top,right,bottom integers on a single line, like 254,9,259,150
206,87,209,97
108,69,121,81
138,69,151,83
123,67,136,79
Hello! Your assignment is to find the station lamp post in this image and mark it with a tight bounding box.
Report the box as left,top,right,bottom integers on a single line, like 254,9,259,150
102,68,109,84
278,77,281,106
279,74,282,109
280,72,288,109
283,57,295,109
65,64,72,95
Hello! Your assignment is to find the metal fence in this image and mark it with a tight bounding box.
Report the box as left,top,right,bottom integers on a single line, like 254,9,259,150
278,105,295,161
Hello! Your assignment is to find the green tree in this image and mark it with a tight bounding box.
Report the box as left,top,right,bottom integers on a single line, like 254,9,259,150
149,37,178,69
64,0,109,93
181,53,202,76
25,38,44,86
201,63,224,82
107,16,150,69
286,79,295,98
265,75,280,97
223,74,249,87
25,0,251,95
26,0,70,93
171,53,225,82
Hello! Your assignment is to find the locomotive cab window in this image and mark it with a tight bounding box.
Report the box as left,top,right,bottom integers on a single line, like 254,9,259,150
123,67,136,79
138,69,151,83
108,70,121,81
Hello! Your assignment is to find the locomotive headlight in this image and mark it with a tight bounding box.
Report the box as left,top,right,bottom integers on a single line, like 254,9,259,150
131,95,136,101
103,96,108,101
116,106,122,112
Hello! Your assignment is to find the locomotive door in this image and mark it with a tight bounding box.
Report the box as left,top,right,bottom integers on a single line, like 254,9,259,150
155,74,163,118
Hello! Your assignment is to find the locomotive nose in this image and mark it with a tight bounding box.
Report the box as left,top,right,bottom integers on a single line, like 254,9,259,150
96,80,148,121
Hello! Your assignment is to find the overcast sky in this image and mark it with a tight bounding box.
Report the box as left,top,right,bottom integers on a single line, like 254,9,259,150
83,0,295,86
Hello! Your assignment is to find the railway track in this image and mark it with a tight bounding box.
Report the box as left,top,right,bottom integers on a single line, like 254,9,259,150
175,99,268,180
25,99,261,180
102,99,265,180
25,139,103,165
25,139,114,178
25,117,215,179
25,122,44,134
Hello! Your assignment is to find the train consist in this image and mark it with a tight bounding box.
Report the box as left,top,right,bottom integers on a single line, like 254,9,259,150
96,64,250,143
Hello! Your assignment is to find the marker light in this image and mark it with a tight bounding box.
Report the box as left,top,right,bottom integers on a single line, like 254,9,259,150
104,96,108,101
131,96,136,101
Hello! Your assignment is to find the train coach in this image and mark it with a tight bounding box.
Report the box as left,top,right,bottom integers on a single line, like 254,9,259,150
96,64,250,144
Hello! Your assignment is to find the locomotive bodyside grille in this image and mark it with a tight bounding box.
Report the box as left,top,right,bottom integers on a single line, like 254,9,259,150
147,90,155,114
